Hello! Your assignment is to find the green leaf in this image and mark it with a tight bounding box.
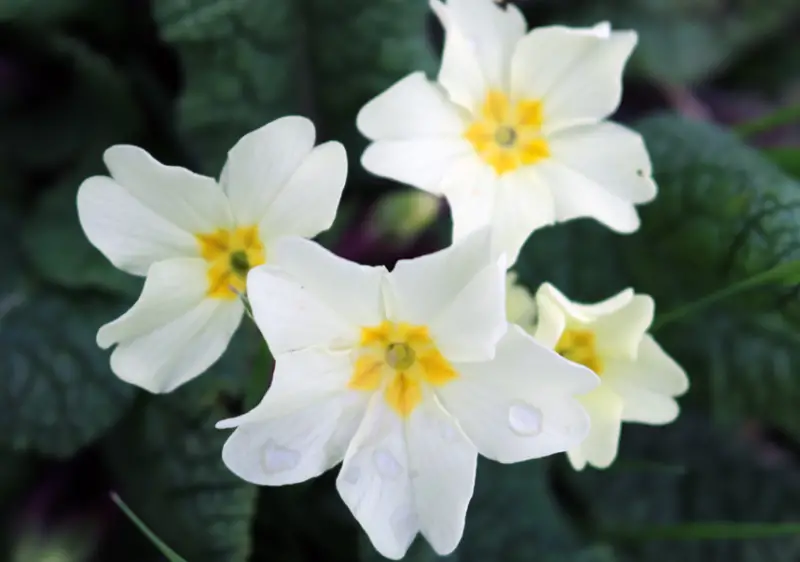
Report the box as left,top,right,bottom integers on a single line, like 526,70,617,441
0,34,142,172
103,392,258,562
0,0,89,22
0,208,137,458
153,0,433,174
561,0,800,84
21,175,143,298
762,147,800,181
621,114,800,434
566,412,800,561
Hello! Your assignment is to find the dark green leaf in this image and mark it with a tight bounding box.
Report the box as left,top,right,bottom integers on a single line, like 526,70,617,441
561,0,800,84
153,0,433,174
0,208,137,458
0,34,142,172
0,0,89,22
762,147,800,181
22,176,143,298
103,393,258,562
567,412,800,561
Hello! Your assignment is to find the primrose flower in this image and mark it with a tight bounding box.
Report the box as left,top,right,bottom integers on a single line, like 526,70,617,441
218,230,598,559
530,283,689,470
77,116,347,393
357,0,656,266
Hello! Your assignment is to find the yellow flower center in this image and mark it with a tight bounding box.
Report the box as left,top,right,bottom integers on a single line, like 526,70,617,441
195,225,266,299
555,328,603,374
464,90,550,175
348,321,458,418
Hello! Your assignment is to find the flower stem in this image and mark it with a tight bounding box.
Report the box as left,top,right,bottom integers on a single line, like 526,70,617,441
110,493,188,562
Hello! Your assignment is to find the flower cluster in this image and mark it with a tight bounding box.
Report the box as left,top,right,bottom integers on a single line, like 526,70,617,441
76,0,688,558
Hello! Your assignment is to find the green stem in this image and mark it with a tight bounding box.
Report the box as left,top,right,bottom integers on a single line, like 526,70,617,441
734,103,800,137
110,493,188,562
652,261,800,331
606,521,800,541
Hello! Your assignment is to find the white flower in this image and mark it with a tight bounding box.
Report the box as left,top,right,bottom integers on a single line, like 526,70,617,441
530,283,689,470
77,116,347,393
218,230,598,559
356,0,657,266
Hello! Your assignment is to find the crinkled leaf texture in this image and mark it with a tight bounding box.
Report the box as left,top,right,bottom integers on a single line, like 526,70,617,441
516,113,800,442
0,208,137,458
568,412,800,562
103,392,257,562
153,0,434,174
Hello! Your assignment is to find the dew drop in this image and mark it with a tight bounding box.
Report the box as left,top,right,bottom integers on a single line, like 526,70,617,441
261,441,301,473
373,449,403,480
508,403,543,436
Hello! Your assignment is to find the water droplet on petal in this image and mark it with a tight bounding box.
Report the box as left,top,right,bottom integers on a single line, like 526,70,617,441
261,441,301,473
508,403,543,436
373,449,403,480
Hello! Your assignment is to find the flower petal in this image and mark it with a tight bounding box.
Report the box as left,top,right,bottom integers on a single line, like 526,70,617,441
511,24,637,128
432,0,526,105
548,122,657,205
536,282,634,324
593,294,654,360
222,116,316,225
97,258,243,393
386,227,495,329
533,160,641,233
258,141,348,240
337,396,417,560
77,176,199,275
604,334,689,424
247,237,385,355
103,145,233,233
488,169,555,267
445,156,496,240
530,289,567,348
438,325,598,464
566,385,623,470
362,140,473,194
408,394,477,555
357,72,465,139
219,348,367,485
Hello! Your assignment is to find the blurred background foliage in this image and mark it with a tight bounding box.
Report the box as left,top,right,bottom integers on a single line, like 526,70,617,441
1,0,800,561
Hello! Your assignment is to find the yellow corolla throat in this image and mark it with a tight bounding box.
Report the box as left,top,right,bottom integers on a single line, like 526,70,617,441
555,328,603,375
195,225,266,300
464,90,550,175
348,321,458,418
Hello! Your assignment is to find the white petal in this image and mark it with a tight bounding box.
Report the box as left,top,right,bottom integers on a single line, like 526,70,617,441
408,395,477,555
510,25,637,128
337,396,417,561
103,145,233,233
357,72,465,139
432,0,526,104
247,237,385,355
530,290,567,349
222,116,316,226
567,385,623,470
427,258,508,362
533,160,641,233
77,176,199,275
548,122,657,204
386,228,497,332
219,349,367,485
593,294,654,360
445,156,496,241
604,334,689,424
361,140,473,194
258,141,348,240
438,326,598,463
488,169,555,267
98,258,243,393
536,283,634,324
